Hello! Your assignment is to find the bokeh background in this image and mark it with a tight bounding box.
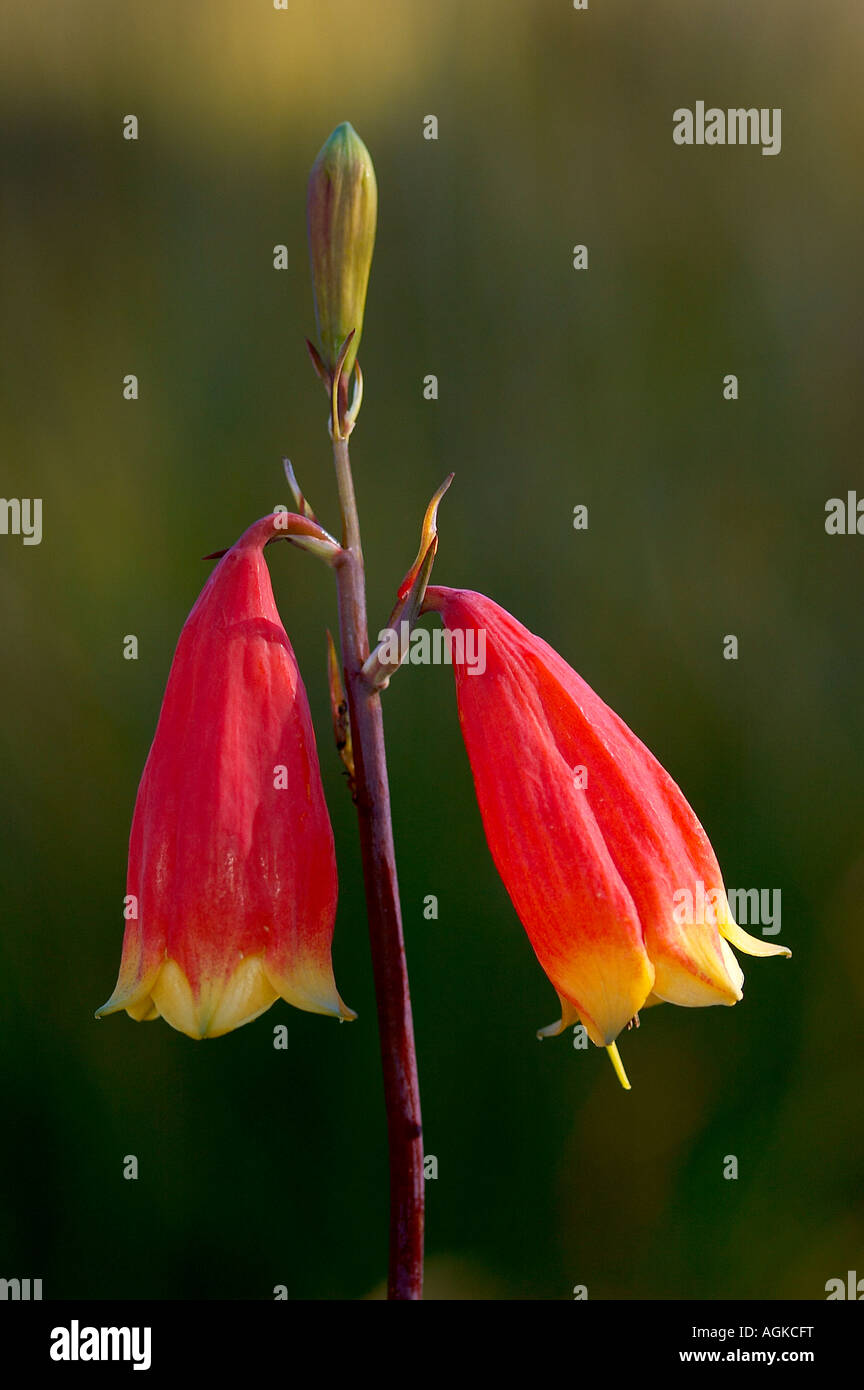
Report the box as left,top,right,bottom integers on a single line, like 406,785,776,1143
1,0,862,1300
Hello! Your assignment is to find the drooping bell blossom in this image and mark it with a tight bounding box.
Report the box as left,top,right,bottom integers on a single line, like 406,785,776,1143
97,513,355,1040
423,586,789,1086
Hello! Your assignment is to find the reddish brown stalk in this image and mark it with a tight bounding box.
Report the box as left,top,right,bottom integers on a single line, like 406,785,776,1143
332,432,424,1300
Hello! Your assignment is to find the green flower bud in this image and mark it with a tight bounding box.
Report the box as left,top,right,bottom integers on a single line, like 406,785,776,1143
307,122,377,384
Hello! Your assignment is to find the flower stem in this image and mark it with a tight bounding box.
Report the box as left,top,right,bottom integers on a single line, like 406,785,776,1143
332,433,425,1300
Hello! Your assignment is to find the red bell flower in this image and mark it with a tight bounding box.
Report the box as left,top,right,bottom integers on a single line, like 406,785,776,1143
424,586,789,1086
97,514,354,1039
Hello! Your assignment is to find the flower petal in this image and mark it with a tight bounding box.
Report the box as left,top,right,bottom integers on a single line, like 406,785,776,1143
721,916,792,958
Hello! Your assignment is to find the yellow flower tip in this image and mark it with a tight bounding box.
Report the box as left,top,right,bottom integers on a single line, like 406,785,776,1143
536,991,582,1041
720,918,792,959
94,972,160,1023
264,958,356,1025
536,1018,565,1040
605,1042,632,1091
147,958,278,1039
97,952,356,1039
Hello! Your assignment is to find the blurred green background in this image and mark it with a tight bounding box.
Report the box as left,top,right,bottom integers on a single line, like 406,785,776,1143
1,0,862,1300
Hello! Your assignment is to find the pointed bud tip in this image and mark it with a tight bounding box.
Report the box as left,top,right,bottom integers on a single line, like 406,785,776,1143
311,123,372,179
319,121,362,155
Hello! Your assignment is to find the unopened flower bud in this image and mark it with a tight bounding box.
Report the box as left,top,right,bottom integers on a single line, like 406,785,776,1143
307,122,377,383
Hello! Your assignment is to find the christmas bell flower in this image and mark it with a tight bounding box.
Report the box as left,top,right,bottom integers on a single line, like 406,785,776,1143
423,586,789,1087
96,513,355,1040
